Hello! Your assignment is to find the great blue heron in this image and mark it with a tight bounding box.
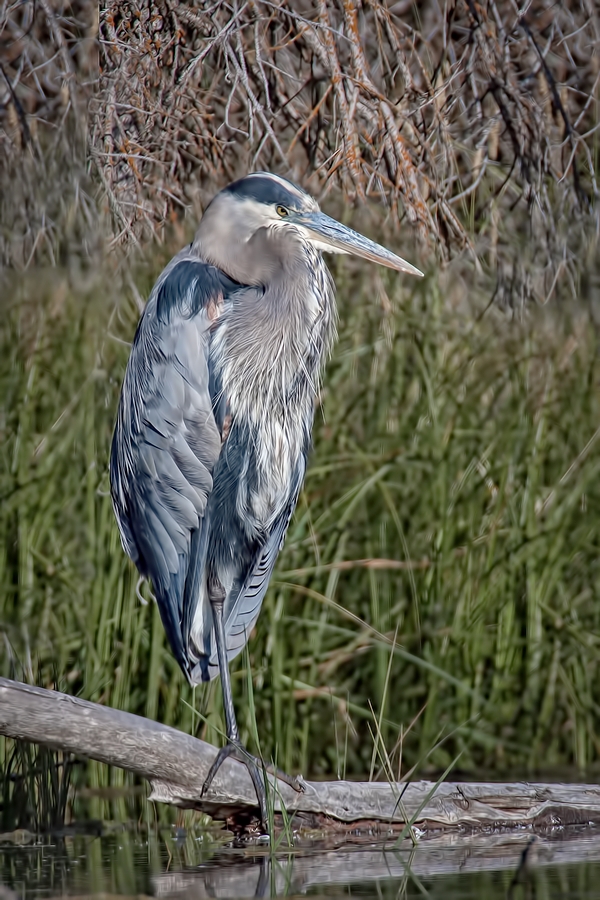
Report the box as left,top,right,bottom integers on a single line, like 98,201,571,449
110,172,422,827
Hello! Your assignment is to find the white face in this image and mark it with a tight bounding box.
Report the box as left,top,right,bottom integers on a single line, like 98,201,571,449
222,197,352,257
198,191,327,255
226,195,291,238
213,172,322,244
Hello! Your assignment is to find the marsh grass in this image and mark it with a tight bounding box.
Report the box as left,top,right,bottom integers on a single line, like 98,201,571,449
2,250,600,802
0,739,73,833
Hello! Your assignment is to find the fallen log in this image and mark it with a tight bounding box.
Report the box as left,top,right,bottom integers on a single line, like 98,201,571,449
1,677,600,833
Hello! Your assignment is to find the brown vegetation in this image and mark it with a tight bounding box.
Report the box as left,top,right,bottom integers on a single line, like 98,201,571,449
0,0,97,267
1,1,598,304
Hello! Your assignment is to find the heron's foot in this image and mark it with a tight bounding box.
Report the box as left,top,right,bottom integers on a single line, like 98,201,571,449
201,740,305,829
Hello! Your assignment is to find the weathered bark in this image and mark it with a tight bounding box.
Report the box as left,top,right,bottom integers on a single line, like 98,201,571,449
2,677,600,832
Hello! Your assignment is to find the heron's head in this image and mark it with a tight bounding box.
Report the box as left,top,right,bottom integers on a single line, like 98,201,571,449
194,172,423,285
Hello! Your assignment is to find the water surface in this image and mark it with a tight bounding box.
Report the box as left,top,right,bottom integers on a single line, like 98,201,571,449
2,826,600,898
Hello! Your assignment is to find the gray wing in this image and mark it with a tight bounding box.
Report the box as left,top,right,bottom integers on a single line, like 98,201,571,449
111,253,306,685
110,254,236,678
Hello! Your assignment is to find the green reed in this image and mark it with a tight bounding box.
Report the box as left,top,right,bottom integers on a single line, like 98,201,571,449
1,252,600,794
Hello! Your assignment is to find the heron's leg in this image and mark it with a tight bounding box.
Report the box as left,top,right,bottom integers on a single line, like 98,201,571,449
211,589,239,743
200,581,304,829
201,584,269,825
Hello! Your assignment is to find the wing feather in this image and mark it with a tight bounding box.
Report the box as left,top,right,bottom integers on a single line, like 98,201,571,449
111,253,236,676
111,251,309,685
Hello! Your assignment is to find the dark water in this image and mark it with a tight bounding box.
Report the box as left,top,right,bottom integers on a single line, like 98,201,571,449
1,827,600,899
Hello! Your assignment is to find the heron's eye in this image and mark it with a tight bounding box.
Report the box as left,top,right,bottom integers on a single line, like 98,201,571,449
276,205,289,217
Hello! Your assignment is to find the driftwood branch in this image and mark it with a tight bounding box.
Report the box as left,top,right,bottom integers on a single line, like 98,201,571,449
2,677,600,833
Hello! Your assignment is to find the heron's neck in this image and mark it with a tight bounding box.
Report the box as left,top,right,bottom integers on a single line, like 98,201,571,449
208,241,337,529
210,243,336,421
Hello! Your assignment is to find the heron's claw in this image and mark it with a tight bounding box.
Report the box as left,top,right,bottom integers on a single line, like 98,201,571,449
201,740,303,830
201,740,267,827
263,759,305,793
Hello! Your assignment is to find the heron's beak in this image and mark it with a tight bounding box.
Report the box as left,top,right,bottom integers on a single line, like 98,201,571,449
295,211,423,277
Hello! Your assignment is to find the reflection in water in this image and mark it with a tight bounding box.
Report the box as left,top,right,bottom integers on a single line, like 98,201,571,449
2,827,600,898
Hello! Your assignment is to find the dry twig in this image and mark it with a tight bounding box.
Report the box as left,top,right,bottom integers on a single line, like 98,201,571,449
1,0,598,305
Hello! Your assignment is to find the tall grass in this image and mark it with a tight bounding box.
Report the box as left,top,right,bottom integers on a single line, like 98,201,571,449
0,739,73,833
2,252,600,792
